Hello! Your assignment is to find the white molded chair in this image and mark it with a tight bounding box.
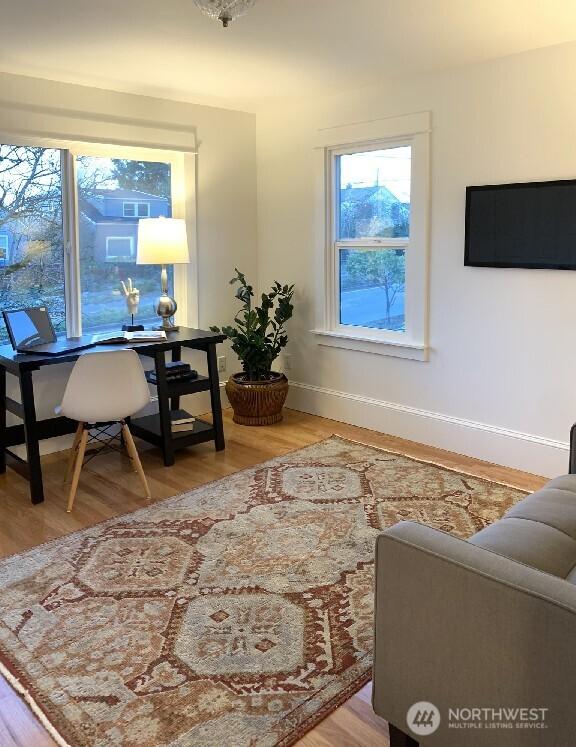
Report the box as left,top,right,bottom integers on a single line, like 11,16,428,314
57,349,151,512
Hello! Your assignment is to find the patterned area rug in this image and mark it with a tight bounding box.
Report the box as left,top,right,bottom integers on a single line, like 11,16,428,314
0,436,526,747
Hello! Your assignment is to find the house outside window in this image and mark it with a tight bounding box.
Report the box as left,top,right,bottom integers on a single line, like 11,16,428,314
0,142,188,342
105,236,135,262
78,174,174,330
0,235,8,265
314,112,430,361
123,201,150,218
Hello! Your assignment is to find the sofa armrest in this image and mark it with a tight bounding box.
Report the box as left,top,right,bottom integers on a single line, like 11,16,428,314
372,521,576,746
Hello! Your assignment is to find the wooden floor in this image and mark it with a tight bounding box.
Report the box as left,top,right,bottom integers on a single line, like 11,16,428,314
0,408,547,747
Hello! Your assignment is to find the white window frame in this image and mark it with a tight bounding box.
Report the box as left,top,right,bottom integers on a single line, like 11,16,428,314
123,201,150,218
0,234,8,259
313,112,430,361
105,236,135,261
0,135,197,338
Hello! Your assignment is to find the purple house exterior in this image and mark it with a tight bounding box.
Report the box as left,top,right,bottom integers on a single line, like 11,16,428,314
0,188,171,268
0,228,11,266
80,188,171,263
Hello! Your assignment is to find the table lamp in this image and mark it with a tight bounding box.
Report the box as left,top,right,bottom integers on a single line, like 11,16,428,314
137,217,189,331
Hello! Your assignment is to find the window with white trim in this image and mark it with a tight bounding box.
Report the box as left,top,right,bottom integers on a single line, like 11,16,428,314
0,235,8,263
123,201,150,218
0,142,187,341
105,236,135,262
314,113,430,360
337,145,411,332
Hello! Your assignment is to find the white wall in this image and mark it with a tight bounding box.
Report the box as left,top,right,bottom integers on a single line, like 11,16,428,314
4,43,576,476
0,72,257,452
256,42,576,477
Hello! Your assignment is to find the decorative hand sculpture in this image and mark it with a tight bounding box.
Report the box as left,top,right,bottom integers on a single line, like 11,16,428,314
121,278,140,321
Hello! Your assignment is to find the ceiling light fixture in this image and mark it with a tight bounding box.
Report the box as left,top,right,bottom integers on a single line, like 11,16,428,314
193,0,257,27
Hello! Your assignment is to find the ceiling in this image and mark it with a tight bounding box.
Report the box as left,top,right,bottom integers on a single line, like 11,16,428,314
1,0,576,112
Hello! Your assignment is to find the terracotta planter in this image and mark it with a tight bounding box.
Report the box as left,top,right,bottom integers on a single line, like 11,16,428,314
225,372,289,426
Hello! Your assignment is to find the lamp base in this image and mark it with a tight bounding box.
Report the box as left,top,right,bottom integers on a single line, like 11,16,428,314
155,292,178,332
154,323,180,332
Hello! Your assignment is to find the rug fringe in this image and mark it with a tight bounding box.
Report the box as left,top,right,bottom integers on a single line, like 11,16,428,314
0,658,72,747
331,433,531,493
277,669,373,747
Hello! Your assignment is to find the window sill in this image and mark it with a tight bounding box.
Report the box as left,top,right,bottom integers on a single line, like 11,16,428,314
311,329,428,361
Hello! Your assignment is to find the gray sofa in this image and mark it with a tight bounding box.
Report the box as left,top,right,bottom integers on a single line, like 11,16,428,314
372,474,576,746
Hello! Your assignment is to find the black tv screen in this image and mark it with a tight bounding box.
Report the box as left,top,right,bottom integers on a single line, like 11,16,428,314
465,179,576,270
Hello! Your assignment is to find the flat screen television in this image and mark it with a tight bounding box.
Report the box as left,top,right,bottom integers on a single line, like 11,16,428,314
465,179,576,270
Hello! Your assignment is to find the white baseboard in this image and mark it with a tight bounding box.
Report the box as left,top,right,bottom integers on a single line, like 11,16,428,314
286,381,569,478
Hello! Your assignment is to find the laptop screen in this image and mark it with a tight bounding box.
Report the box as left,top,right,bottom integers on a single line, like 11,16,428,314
3,307,57,350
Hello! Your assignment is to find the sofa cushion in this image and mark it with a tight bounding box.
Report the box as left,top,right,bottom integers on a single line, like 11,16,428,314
541,474,576,492
504,488,576,539
469,517,576,577
468,477,576,583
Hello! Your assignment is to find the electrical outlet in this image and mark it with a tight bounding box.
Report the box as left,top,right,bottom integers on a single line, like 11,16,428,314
217,356,227,373
284,354,292,371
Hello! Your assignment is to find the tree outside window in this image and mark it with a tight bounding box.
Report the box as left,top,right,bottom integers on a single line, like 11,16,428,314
0,145,65,342
340,248,406,331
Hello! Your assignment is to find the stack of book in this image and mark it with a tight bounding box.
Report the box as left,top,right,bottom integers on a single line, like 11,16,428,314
147,361,199,385
171,414,196,433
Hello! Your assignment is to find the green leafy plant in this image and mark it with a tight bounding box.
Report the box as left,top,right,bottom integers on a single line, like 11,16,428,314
211,269,294,381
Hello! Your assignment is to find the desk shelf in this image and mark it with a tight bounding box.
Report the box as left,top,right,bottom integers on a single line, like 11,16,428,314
136,340,225,466
144,371,211,398
130,409,215,451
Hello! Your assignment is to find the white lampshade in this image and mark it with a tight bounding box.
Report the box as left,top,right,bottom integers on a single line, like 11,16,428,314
136,218,189,265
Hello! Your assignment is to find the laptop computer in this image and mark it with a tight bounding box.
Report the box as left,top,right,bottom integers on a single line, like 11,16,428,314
2,307,94,356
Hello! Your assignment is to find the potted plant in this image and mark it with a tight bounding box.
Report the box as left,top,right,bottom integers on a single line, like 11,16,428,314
211,269,294,425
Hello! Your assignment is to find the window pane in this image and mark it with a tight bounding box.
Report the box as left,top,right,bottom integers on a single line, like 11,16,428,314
339,248,406,331
0,144,65,343
0,236,8,263
106,237,134,261
77,156,173,332
337,146,411,239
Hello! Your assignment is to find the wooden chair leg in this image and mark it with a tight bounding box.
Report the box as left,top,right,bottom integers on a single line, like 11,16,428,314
64,423,84,484
66,427,89,513
121,423,151,499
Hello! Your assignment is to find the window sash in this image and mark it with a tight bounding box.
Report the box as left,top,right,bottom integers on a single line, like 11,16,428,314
321,132,428,349
329,140,413,341
334,143,412,243
332,243,409,342
105,236,135,260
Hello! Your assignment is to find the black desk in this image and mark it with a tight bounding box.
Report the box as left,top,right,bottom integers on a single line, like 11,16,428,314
0,327,226,504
